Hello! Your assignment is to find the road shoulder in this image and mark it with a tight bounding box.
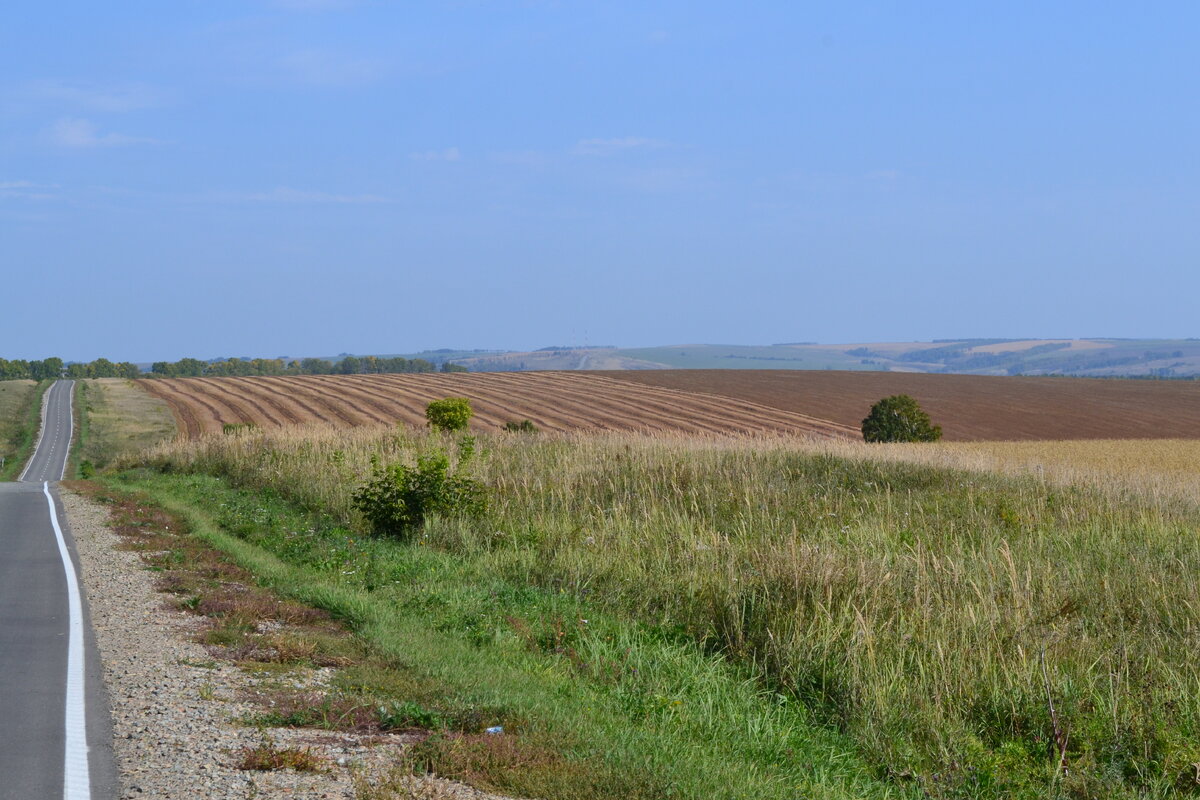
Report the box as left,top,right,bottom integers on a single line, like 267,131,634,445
62,487,510,800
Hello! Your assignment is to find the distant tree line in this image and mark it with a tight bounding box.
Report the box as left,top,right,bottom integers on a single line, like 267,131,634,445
149,355,450,377
0,354,468,382
0,357,141,381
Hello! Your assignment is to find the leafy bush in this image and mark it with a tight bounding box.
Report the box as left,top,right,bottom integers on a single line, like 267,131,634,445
502,419,539,433
352,451,487,538
425,397,473,432
861,394,943,443
79,459,95,479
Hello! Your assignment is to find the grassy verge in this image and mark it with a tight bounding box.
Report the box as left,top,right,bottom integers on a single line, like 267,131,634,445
72,379,176,478
104,468,906,800
133,426,1200,798
68,381,91,479
0,380,50,480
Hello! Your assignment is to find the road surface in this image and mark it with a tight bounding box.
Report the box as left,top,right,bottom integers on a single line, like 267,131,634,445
0,380,115,799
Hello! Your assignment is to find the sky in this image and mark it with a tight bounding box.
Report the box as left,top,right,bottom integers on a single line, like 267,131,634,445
2,1,1198,362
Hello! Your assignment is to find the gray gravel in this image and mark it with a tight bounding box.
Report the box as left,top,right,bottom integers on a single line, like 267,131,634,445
63,489,516,800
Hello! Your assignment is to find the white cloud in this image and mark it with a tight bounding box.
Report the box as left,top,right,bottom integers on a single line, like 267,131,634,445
573,137,667,156
491,150,552,167
273,0,357,8
0,180,59,201
278,49,383,86
243,187,389,204
48,118,157,148
25,80,163,112
270,0,357,9
409,147,461,162
616,166,702,193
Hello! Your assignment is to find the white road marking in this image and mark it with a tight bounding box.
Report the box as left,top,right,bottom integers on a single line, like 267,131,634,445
43,481,91,800
18,381,55,482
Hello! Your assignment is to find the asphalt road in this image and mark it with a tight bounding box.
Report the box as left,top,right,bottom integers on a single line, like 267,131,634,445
0,380,115,799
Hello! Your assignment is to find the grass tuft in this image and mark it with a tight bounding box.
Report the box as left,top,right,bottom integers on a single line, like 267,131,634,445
236,739,324,772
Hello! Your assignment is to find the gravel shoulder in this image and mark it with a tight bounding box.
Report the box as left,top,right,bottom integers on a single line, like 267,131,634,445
63,488,512,800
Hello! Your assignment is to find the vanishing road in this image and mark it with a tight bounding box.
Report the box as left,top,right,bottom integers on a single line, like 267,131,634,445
0,380,114,799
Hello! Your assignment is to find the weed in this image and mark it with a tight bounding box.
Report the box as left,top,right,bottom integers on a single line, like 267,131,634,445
237,739,323,772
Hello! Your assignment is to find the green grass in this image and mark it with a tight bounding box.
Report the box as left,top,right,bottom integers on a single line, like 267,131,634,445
131,427,1200,797
0,380,50,480
108,468,908,800
68,380,91,479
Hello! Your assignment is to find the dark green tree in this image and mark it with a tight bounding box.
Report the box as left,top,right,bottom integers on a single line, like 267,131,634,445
861,395,943,443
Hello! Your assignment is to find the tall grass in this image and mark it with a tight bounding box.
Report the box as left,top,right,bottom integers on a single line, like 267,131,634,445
0,379,49,480
139,425,1200,796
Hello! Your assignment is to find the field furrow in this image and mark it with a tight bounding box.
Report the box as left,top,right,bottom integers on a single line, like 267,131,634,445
141,380,205,437
196,378,286,428
276,378,393,426
143,372,856,439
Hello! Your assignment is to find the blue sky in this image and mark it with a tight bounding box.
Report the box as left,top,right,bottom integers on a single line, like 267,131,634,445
2,2,1198,361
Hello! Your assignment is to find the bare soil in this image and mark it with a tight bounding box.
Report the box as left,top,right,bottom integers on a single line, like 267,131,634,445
603,369,1200,441
139,373,858,439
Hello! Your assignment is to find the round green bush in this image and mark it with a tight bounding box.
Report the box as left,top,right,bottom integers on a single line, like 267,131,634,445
861,394,943,443
425,397,473,432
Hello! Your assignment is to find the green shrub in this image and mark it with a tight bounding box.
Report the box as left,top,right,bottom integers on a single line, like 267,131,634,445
79,459,95,479
502,419,539,433
425,397,473,432
351,451,487,538
861,394,943,443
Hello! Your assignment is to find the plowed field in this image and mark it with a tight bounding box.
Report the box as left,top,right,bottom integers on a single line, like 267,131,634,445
604,370,1200,441
141,373,859,439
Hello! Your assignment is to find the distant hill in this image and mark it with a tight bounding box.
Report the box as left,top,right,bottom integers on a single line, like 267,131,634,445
443,339,1200,378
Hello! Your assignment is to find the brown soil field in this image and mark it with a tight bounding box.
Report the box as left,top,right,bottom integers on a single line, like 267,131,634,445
603,370,1200,441
140,373,859,439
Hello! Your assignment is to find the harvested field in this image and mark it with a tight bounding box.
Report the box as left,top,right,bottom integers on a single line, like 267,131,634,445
604,369,1200,441
140,373,859,439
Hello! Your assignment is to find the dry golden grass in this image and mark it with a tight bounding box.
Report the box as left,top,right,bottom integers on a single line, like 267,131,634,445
859,439,1200,507
80,378,178,468
137,421,1200,795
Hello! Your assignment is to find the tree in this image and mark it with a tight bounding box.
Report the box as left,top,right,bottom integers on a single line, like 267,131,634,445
440,362,468,373
861,395,943,443
425,397,473,432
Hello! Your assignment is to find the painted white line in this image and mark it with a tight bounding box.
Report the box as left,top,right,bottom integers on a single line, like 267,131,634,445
18,381,55,482
60,382,74,481
43,481,92,800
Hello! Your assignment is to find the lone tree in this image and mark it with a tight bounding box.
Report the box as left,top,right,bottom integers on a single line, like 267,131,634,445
425,397,474,432
861,395,943,443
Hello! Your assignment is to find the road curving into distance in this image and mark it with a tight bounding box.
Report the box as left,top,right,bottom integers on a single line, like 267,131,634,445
0,379,115,799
